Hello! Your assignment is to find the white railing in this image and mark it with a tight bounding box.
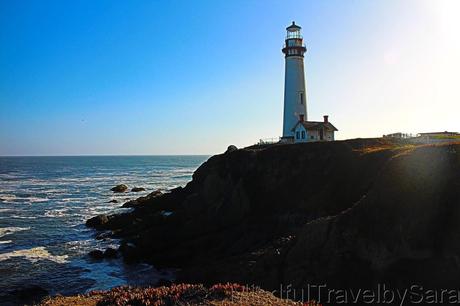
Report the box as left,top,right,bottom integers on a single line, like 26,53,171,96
258,137,280,145
383,133,415,139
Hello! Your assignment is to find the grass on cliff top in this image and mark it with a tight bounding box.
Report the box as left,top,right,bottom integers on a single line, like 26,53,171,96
247,137,422,154
431,135,460,139
354,139,460,155
40,283,321,306
356,143,417,155
344,137,416,155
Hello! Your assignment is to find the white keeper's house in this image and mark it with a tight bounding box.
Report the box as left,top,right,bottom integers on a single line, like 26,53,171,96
280,22,338,143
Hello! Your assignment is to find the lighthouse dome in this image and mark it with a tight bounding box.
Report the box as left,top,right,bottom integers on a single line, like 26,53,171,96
286,21,301,31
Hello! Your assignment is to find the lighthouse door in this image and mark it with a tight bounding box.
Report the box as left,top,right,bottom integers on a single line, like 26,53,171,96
319,129,324,140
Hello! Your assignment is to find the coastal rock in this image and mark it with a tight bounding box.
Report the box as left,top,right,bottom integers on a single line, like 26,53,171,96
103,247,118,258
155,278,173,287
119,243,140,263
86,214,109,229
88,248,118,260
108,199,118,203
88,250,104,260
95,231,112,240
110,184,128,193
225,145,238,153
283,143,460,290
131,187,146,192
7,285,49,304
150,189,163,197
123,190,163,208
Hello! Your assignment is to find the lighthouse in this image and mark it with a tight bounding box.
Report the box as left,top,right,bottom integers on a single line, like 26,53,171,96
257,21,338,145
281,21,307,140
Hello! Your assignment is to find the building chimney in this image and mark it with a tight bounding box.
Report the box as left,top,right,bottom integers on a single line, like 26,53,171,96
299,114,305,122
323,115,329,123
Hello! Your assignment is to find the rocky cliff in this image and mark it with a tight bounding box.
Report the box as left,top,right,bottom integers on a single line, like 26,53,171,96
87,139,460,299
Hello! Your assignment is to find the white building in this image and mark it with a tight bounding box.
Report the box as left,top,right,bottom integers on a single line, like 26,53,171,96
411,131,460,144
293,115,337,142
281,22,338,143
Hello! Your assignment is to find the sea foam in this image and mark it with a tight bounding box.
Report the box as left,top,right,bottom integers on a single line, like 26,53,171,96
0,226,30,238
0,246,69,263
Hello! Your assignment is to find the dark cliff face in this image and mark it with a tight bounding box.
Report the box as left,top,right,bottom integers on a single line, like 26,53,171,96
285,143,460,290
88,139,460,294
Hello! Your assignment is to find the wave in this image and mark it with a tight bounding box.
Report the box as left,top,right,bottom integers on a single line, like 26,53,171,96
64,239,93,248
0,227,30,238
38,188,66,194
28,197,50,203
0,194,49,204
44,208,69,218
172,175,192,179
0,194,17,202
0,156,203,294
0,246,69,263
0,173,24,181
10,215,37,219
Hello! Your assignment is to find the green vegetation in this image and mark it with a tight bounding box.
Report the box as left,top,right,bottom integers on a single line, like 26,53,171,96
432,135,460,139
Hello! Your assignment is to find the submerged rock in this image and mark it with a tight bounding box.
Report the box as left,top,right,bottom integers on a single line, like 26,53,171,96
108,199,118,203
131,187,146,192
110,184,128,193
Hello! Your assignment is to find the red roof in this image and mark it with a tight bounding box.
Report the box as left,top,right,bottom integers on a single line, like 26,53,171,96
292,120,338,132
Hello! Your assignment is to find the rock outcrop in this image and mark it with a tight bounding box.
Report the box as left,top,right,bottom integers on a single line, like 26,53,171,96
225,145,238,153
88,248,118,260
1,285,49,306
87,139,460,298
122,190,163,208
110,184,128,193
88,250,104,260
86,214,110,230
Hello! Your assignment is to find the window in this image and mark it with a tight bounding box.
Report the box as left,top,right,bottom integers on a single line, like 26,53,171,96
296,131,300,139
301,131,305,139
300,92,304,104
311,136,314,139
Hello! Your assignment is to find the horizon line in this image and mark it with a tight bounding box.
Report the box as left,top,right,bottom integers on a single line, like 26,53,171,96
0,154,212,158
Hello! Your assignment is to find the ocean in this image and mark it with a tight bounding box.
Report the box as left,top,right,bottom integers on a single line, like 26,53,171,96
0,155,208,301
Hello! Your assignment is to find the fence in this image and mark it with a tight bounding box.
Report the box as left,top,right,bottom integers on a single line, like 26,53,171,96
257,137,280,145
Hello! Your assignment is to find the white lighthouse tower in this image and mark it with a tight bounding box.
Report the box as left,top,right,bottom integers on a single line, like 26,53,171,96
281,21,307,141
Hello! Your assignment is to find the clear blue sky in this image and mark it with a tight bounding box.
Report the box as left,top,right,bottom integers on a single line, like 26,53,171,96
1,0,458,155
